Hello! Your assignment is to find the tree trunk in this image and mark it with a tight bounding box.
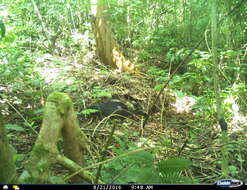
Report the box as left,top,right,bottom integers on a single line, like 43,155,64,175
91,0,135,72
211,0,229,178
225,0,233,48
0,110,17,183
19,92,99,183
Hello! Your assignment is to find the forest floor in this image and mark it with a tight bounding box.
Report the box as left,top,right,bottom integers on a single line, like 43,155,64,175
4,51,247,183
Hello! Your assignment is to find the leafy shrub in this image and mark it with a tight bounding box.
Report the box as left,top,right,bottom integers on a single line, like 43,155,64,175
101,137,195,184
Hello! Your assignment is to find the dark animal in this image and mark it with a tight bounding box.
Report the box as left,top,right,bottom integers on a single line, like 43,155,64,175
86,100,131,119
219,118,228,132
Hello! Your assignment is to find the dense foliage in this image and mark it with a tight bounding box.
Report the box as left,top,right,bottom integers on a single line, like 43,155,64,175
0,0,246,184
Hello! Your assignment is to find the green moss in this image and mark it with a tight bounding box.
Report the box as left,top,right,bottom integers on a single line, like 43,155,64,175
47,92,72,115
33,144,49,157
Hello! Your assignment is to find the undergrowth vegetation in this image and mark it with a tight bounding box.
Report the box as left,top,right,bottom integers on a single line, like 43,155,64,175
0,0,247,184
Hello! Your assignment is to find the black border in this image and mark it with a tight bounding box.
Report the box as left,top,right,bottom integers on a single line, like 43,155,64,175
3,184,246,190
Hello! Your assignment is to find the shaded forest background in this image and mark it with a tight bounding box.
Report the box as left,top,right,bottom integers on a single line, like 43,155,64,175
0,0,247,184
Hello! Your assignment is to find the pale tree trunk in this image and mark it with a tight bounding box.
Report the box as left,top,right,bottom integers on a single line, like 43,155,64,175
1,92,101,184
19,92,100,184
211,0,229,178
91,0,135,72
225,0,233,48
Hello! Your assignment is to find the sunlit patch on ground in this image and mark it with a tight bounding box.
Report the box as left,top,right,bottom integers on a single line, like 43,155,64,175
171,95,196,113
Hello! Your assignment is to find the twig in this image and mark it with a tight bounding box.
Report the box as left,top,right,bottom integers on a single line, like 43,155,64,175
30,0,51,45
6,100,38,135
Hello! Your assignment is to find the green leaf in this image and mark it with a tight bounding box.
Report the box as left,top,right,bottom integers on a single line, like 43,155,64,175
229,165,238,175
92,87,112,98
157,158,192,174
33,108,45,114
108,159,124,170
154,84,163,91
160,138,173,147
5,124,25,132
80,109,99,115
137,167,162,183
93,91,112,98
119,166,141,183
127,150,154,166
